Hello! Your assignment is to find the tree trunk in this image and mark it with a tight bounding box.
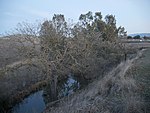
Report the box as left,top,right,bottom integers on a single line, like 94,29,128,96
49,69,58,101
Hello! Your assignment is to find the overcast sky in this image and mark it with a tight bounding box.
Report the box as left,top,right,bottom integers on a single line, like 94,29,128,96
0,0,150,35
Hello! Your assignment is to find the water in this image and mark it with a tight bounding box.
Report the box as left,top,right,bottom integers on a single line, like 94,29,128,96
10,75,84,113
43,74,81,103
58,74,80,98
10,91,45,113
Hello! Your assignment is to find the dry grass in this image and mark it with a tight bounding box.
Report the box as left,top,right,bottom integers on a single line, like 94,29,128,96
44,49,145,113
0,36,147,112
126,48,150,112
0,38,24,68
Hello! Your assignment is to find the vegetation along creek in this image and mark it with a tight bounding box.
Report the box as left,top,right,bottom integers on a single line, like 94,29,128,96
8,74,87,113
0,8,150,113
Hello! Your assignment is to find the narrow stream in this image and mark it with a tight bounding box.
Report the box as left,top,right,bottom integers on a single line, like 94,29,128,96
10,74,85,113
10,91,45,113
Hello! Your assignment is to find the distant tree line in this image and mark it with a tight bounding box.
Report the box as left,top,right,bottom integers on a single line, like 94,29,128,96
127,35,150,39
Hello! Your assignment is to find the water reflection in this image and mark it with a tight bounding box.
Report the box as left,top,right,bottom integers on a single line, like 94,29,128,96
43,74,81,103
58,74,80,98
10,74,86,113
10,91,45,113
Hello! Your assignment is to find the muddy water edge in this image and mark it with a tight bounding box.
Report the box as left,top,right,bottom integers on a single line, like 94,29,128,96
7,74,88,113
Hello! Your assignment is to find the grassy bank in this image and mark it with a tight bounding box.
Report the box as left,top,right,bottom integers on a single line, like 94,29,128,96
127,48,150,112
44,49,145,113
0,65,47,112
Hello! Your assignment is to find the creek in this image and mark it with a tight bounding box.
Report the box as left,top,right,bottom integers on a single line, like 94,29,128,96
9,74,86,113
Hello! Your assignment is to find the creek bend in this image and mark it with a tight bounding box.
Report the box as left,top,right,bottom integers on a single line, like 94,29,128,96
9,74,87,113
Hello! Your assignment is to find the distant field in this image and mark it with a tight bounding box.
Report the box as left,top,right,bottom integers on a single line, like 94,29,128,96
121,39,150,42
125,42,150,48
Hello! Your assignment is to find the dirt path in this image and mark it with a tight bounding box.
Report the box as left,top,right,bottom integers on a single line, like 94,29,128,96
44,49,145,113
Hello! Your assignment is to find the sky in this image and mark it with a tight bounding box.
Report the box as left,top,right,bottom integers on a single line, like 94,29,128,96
0,0,150,35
